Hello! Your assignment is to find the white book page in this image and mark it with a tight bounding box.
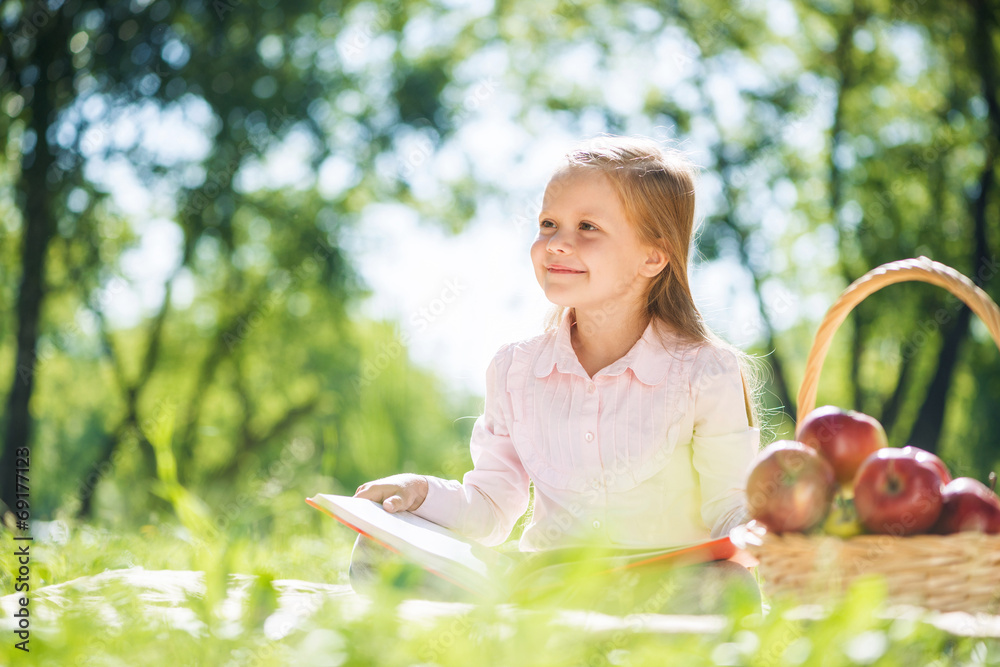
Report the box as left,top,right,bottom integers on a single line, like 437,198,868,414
309,494,510,588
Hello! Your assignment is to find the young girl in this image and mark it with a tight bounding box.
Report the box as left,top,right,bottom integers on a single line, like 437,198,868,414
352,135,762,610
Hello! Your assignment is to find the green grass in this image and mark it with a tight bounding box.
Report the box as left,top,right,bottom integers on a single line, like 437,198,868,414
1,522,998,667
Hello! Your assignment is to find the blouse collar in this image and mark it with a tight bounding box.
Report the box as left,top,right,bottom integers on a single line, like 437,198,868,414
532,310,676,386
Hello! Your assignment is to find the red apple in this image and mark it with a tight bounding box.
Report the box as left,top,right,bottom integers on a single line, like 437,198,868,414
899,446,952,484
933,477,1000,534
853,449,945,535
796,406,888,486
745,440,836,534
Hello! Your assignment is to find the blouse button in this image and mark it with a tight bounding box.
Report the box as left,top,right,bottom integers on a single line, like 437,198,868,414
592,520,601,529
584,432,594,442
587,383,596,394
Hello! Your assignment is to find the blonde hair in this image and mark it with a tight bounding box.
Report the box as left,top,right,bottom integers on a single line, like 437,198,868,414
542,134,763,429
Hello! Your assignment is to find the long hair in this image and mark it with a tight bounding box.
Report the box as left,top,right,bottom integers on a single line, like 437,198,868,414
542,135,764,429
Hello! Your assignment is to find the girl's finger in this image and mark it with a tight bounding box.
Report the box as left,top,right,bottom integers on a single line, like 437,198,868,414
356,479,398,500
353,484,380,500
383,494,405,512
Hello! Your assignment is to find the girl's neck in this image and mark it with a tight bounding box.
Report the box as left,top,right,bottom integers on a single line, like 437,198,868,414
570,306,651,378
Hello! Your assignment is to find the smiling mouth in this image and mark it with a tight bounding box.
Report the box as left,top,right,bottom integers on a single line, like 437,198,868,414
547,266,585,274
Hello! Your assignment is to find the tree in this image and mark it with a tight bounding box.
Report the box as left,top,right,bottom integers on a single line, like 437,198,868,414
2,0,997,525
0,0,477,518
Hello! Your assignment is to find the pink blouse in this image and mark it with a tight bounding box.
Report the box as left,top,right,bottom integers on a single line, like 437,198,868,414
413,313,761,551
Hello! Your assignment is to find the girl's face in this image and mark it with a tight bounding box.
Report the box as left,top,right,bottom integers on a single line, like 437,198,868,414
531,167,666,319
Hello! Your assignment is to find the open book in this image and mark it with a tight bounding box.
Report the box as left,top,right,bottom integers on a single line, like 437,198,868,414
306,494,738,600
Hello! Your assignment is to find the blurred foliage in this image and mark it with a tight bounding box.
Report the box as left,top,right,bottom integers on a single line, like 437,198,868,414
0,0,997,544
0,1,998,660
1,523,999,665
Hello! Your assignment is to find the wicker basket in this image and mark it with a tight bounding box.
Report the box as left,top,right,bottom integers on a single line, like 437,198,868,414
744,256,1000,613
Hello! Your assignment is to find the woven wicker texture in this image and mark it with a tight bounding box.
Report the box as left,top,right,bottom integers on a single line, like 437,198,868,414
753,532,1000,613
751,257,1000,613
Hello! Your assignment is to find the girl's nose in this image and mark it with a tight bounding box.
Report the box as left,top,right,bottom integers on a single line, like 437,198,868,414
547,230,572,253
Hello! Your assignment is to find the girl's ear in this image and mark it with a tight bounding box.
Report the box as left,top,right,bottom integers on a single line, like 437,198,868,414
640,246,669,278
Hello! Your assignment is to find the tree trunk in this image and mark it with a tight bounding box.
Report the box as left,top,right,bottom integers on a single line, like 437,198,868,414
903,306,971,453
906,0,999,454
902,152,992,452
827,13,865,411
0,26,59,518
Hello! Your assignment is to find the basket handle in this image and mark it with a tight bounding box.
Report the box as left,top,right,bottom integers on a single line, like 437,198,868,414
797,256,1000,423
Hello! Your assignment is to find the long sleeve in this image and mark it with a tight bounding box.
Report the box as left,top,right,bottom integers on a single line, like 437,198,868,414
411,345,531,546
689,346,760,538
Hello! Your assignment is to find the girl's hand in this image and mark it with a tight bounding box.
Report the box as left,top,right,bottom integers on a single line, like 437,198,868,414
353,473,429,513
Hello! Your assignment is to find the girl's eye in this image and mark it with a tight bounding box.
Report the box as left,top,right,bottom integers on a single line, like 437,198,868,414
579,222,597,231
539,220,556,228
